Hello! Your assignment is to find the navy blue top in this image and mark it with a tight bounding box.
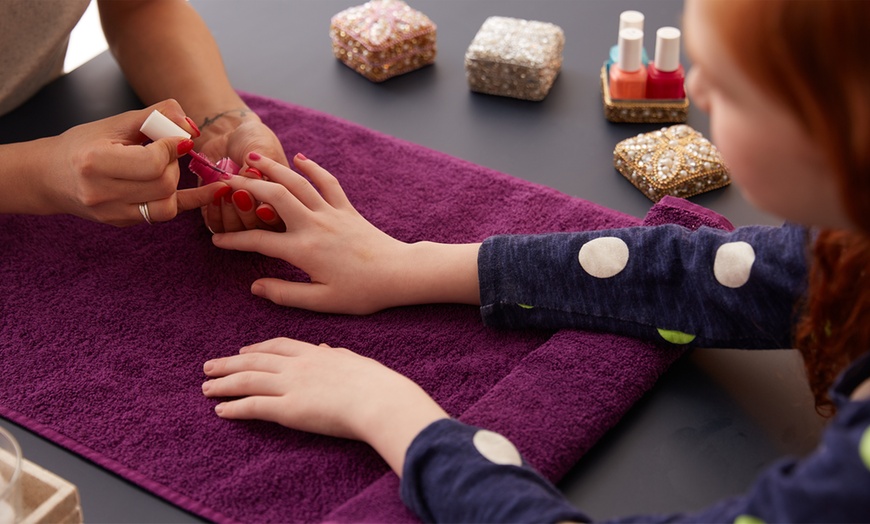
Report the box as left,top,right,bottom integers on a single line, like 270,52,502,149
400,224,870,523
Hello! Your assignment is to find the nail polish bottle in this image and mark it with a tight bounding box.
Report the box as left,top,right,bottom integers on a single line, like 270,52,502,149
607,11,648,67
609,28,647,99
646,27,685,99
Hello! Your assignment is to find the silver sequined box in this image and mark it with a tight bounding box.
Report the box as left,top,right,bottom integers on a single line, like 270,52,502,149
465,16,564,101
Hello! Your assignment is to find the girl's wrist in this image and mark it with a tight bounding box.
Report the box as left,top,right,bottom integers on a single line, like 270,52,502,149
400,241,482,307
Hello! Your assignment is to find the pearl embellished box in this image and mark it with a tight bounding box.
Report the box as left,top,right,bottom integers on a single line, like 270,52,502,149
613,125,730,202
465,16,564,101
600,65,689,123
330,0,436,82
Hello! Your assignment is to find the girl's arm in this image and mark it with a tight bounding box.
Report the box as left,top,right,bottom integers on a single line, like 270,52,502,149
204,338,870,524
215,153,808,348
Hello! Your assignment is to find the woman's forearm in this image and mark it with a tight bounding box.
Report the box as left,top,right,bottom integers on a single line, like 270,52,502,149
98,0,252,127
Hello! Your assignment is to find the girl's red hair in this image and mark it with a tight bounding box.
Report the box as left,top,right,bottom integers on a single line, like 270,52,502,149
706,0,870,415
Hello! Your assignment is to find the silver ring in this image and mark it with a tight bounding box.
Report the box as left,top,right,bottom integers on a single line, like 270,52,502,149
138,202,153,225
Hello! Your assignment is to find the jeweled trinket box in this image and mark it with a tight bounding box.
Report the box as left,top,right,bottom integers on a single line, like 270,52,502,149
464,16,564,101
613,125,730,202
330,0,437,82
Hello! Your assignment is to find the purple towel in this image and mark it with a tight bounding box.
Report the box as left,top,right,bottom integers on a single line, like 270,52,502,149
0,94,733,523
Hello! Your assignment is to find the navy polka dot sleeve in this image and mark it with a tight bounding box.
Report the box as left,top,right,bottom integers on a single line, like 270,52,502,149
400,354,870,523
478,224,809,349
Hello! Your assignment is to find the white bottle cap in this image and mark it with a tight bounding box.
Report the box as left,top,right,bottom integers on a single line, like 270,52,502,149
654,27,682,73
619,10,644,32
139,110,191,141
617,28,644,73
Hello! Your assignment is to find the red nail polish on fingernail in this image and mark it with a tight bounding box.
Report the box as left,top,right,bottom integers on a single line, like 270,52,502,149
296,153,308,161
256,206,276,222
245,167,263,179
248,152,261,161
177,139,195,156
212,186,231,205
184,117,201,138
232,191,254,212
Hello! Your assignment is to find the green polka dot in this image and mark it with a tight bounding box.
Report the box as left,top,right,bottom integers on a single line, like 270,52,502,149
517,304,534,309
734,515,766,524
656,328,696,345
860,426,870,471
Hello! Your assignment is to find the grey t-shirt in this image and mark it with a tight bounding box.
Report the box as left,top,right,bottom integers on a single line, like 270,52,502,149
0,0,92,116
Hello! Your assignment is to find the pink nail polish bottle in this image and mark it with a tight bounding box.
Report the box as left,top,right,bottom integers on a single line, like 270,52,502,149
646,27,685,99
609,28,647,100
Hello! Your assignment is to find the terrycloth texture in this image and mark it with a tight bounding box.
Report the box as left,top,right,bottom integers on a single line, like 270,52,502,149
0,94,732,523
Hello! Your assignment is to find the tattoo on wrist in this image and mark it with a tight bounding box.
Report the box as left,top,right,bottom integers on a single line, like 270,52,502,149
200,108,253,130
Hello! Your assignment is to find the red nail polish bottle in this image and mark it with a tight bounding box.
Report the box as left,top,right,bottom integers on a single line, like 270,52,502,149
646,27,685,99
609,28,647,100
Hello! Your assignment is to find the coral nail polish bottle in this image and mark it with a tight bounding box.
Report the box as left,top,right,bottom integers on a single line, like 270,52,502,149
646,27,685,99
607,10,648,67
609,28,647,99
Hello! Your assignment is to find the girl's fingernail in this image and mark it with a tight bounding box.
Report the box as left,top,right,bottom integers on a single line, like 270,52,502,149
185,117,202,138
232,191,254,212
245,167,263,179
251,283,265,296
256,206,276,222
203,361,214,373
212,186,231,205
214,404,224,416
296,152,308,161
224,190,234,204
177,138,195,156
248,152,261,161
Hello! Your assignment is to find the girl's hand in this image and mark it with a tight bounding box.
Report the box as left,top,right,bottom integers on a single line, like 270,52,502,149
195,112,288,233
42,99,220,226
210,153,481,314
202,337,448,474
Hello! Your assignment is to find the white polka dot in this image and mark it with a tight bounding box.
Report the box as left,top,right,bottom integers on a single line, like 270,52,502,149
472,430,522,466
713,241,755,288
578,237,630,278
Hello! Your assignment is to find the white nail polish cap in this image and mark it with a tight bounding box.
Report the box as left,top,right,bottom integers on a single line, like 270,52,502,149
617,28,644,72
654,27,682,72
139,110,191,141
619,10,644,32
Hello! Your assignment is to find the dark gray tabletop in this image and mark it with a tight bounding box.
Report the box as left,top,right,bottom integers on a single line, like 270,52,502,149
0,1,825,522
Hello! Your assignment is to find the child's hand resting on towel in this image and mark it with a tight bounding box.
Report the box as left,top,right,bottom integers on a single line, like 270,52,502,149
201,336,448,474
211,152,482,314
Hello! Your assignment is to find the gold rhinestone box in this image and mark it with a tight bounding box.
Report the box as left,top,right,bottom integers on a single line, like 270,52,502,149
465,16,564,101
613,125,730,202
600,65,689,123
330,0,436,82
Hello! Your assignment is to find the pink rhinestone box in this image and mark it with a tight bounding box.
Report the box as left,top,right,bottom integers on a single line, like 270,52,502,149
330,0,437,82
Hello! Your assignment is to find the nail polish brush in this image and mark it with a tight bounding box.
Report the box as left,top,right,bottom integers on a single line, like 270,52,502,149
139,110,236,184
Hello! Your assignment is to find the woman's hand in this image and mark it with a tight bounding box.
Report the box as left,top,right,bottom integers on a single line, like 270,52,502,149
210,152,481,314
32,99,221,226
194,110,289,233
202,337,448,474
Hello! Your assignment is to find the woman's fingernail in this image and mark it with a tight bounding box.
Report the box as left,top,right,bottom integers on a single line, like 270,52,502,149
203,362,214,373
232,191,254,212
185,117,201,138
212,186,231,205
248,152,261,161
296,152,308,161
256,206,276,222
214,404,224,416
245,167,263,179
251,283,264,296
177,139,195,156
